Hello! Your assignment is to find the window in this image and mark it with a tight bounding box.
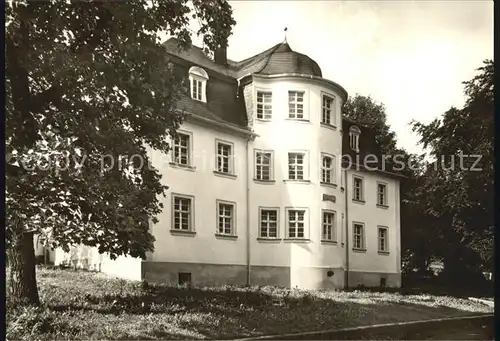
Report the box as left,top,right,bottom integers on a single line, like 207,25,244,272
353,223,365,249
255,150,273,181
378,226,389,252
172,195,193,231
377,182,388,206
286,209,307,239
172,133,191,166
288,152,305,180
322,210,336,241
215,140,234,174
256,91,272,120
349,125,361,152
188,66,209,102
353,176,364,201
259,208,279,238
217,200,235,235
288,91,305,119
321,154,335,184
321,95,335,125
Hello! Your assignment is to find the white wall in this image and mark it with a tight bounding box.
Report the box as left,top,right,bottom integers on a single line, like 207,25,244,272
247,76,346,287
346,170,401,274
149,121,249,265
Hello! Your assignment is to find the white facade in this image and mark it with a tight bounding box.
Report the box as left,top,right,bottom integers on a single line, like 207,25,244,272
49,41,402,289
136,75,400,288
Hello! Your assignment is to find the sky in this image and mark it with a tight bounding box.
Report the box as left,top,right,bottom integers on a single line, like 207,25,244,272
187,1,493,154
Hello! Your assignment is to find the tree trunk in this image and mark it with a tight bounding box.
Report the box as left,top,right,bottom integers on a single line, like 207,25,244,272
7,231,40,306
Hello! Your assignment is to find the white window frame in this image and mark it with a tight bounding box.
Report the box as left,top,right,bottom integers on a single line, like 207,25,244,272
254,149,274,181
378,226,389,252
287,151,308,180
321,153,336,184
171,194,194,232
377,181,388,206
288,90,306,120
171,131,193,167
216,200,236,236
321,93,336,126
215,139,234,174
188,66,208,103
352,222,365,250
321,210,337,242
349,125,361,152
352,175,364,202
256,91,273,120
258,207,280,239
285,207,308,239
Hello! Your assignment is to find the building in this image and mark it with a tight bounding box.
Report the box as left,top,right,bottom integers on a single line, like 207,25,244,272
50,37,403,289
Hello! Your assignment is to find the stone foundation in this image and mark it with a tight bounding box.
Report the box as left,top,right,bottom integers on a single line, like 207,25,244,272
143,262,352,289
143,262,248,286
348,271,401,288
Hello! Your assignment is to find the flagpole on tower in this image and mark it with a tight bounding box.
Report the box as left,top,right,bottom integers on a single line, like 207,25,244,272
284,27,288,43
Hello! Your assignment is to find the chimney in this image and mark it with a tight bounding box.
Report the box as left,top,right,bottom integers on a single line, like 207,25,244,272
214,45,228,65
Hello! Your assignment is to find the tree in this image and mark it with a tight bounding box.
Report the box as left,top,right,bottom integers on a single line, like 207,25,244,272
411,60,494,279
6,0,236,306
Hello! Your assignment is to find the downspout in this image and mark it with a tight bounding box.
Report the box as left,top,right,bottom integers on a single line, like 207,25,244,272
245,134,251,286
344,168,350,288
238,76,252,286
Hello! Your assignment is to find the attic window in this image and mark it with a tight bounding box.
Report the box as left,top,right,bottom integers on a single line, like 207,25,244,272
188,66,208,102
349,125,361,152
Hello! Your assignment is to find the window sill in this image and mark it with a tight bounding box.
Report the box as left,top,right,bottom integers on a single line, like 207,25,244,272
352,199,365,204
321,240,338,245
320,122,337,131
284,238,310,243
170,230,196,237
253,179,276,184
215,233,237,240
257,237,281,243
283,179,311,184
255,118,272,122
378,250,390,255
169,163,196,171
285,118,310,123
320,182,338,188
213,171,237,179
352,248,367,253
377,204,389,209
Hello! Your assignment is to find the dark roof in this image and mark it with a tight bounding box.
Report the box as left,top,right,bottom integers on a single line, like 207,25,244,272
164,38,322,79
163,38,237,79
163,39,247,128
232,42,323,78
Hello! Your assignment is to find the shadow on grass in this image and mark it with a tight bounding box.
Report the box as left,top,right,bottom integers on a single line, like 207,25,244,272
8,268,493,340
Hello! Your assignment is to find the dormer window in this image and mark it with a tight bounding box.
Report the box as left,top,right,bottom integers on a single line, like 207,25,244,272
349,125,361,152
188,66,208,102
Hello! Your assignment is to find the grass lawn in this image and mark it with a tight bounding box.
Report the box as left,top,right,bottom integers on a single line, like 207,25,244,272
6,266,493,340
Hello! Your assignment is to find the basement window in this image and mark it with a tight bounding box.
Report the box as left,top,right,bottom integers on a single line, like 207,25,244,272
178,272,192,288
